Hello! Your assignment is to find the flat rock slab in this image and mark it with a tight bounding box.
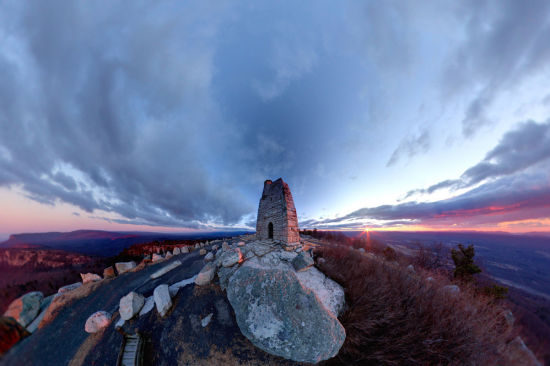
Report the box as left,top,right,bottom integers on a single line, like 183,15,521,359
226,264,345,364
151,260,182,279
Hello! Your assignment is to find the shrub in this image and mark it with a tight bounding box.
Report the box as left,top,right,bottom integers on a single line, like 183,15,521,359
451,244,482,281
316,245,514,365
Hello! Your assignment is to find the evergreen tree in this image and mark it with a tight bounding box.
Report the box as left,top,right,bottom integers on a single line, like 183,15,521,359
451,244,481,281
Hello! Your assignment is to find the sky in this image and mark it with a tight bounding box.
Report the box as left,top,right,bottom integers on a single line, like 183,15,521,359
1,0,550,239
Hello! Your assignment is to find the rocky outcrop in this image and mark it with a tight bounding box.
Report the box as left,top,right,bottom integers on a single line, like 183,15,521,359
80,273,102,284
3,291,44,327
84,311,111,333
221,248,243,267
153,284,172,317
0,316,30,355
120,292,145,320
115,261,136,274
216,239,346,364
152,253,163,262
173,247,181,255
181,246,189,254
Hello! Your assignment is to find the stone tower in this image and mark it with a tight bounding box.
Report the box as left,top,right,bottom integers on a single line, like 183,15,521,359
256,178,300,244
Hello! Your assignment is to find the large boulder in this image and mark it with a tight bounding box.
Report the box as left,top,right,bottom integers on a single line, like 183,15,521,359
115,261,136,274
84,311,111,333
152,253,164,262
295,267,345,316
181,246,190,254
119,292,145,320
153,284,172,317
199,248,207,255
80,273,102,284
204,252,214,262
173,247,181,255
3,291,44,327
0,316,30,355
226,262,346,363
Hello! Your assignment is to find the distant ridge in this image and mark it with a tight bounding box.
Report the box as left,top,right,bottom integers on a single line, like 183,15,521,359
0,229,253,256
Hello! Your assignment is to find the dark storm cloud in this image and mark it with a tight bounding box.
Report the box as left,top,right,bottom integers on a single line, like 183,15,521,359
0,1,252,228
386,130,430,166
444,0,550,136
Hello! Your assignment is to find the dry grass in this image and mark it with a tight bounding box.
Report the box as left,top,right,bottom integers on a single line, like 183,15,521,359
316,246,516,366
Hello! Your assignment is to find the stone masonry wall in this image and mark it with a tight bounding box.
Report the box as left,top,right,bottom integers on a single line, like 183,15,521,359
256,178,300,244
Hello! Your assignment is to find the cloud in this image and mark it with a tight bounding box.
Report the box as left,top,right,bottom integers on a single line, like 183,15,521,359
321,120,550,230
0,1,252,228
407,119,550,197
386,130,430,166
310,169,550,229
443,0,550,136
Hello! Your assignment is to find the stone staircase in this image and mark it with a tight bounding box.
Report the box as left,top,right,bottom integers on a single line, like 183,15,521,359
118,333,142,366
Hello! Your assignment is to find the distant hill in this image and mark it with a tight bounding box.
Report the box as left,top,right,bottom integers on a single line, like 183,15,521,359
0,229,252,257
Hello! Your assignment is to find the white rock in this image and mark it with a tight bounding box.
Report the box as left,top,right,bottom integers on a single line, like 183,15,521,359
181,246,189,253
150,260,182,279
80,273,102,284
84,311,111,333
154,284,172,317
195,243,200,249
139,296,155,316
115,261,137,274
195,264,215,286
115,317,125,329
201,313,213,327
165,251,173,259
152,253,164,262
295,267,345,316
173,247,181,255
199,248,207,255
169,275,197,297
58,282,82,294
442,285,460,295
407,264,415,273
119,291,145,320
204,252,214,262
